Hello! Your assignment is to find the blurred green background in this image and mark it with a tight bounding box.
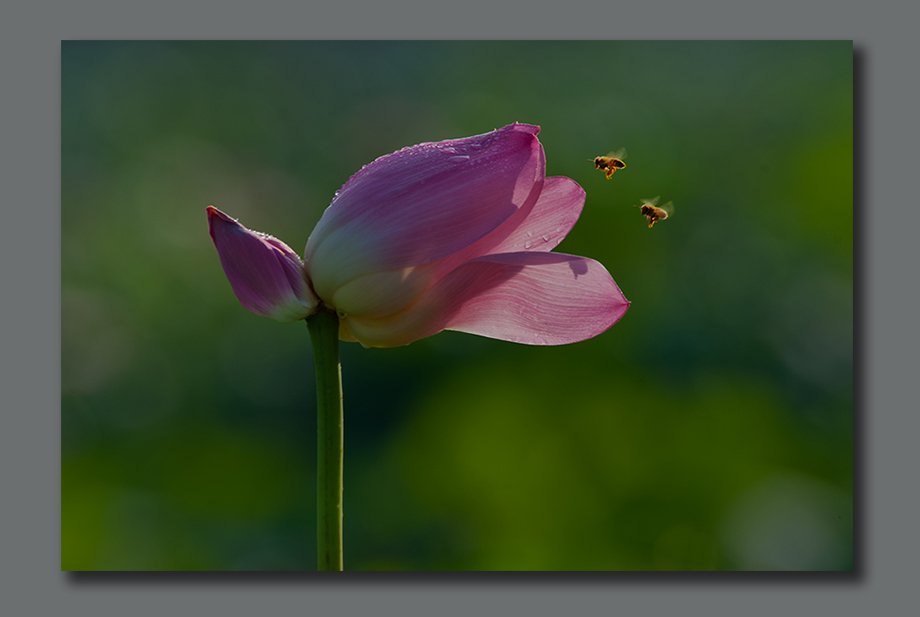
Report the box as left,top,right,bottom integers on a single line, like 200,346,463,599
62,41,853,571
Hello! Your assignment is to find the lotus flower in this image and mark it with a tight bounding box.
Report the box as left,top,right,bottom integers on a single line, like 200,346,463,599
208,122,629,347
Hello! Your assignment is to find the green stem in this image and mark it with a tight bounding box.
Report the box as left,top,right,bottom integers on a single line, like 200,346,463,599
307,311,343,571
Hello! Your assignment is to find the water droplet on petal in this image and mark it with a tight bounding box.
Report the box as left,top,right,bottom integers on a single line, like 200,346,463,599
542,235,550,242
524,241,533,249
526,231,533,238
449,155,470,163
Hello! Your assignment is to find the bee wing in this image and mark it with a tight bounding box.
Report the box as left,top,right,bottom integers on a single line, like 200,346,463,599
607,148,627,160
659,201,674,217
641,196,660,206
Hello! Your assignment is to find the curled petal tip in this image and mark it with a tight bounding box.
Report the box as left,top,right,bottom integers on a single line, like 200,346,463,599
508,122,540,135
207,207,318,322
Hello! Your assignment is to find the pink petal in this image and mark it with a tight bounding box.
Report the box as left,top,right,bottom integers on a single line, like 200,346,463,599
207,207,318,322
426,176,587,281
445,253,629,344
486,176,586,254
305,123,545,302
340,252,629,347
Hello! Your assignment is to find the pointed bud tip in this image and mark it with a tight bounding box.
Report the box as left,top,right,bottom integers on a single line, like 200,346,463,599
207,206,249,245
207,205,235,224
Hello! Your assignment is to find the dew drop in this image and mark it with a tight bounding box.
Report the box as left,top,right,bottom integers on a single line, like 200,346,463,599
542,235,550,242
555,227,562,232
524,240,533,249
449,155,470,163
526,231,533,237
442,147,458,154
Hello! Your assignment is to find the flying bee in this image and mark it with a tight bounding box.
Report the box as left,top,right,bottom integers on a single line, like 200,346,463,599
591,148,627,179
634,196,674,228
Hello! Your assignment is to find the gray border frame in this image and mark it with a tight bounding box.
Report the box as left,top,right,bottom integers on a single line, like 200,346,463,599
5,0,914,614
